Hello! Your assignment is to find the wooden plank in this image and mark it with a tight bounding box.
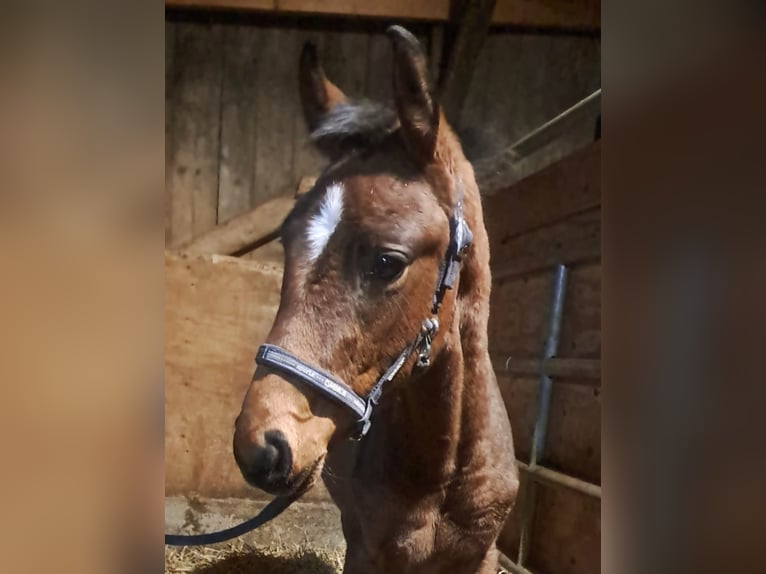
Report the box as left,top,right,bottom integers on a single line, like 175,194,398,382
218,24,261,223
165,0,601,30
291,28,326,190
165,251,334,501
438,0,497,123
176,194,294,256
253,26,301,204
490,207,600,282
165,252,280,498
365,32,394,102
558,260,600,358
484,141,600,242
499,480,600,574
492,0,600,30
489,262,601,360
323,27,370,98
167,22,224,246
270,0,450,21
457,28,492,131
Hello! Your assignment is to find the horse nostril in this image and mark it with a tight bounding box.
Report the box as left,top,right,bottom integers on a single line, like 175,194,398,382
264,430,292,480
239,429,293,491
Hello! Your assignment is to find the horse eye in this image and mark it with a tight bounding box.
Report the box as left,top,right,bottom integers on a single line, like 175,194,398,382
370,252,407,282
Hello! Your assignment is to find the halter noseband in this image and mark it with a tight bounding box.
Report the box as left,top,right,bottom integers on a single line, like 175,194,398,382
255,195,473,440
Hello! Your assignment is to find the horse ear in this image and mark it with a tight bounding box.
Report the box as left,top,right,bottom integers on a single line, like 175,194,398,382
299,42,348,133
387,26,439,164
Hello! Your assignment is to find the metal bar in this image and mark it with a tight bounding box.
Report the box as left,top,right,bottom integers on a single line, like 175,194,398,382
498,551,533,574
516,460,601,499
491,356,601,381
517,264,568,567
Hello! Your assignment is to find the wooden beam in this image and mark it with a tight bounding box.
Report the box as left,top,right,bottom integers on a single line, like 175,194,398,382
176,194,294,256
483,141,601,241
438,0,497,124
165,0,601,31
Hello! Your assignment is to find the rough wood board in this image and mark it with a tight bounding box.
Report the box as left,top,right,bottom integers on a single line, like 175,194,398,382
364,32,394,102
273,0,450,21
558,261,601,359
166,0,600,30
177,194,294,256
165,252,283,498
485,141,600,241
491,207,600,281
291,28,327,187
254,26,301,203
167,22,224,246
218,24,261,223
322,27,370,99
438,0,497,123
492,0,600,30
497,373,600,484
529,481,600,574
489,262,601,359
499,478,600,574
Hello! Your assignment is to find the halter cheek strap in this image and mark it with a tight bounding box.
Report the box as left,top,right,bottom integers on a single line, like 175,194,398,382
255,197,472,440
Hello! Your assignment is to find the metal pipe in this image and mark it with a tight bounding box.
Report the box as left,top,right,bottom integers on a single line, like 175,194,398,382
498,552,533,574
492,356,601,381
517,264,568,567
516,460,601,500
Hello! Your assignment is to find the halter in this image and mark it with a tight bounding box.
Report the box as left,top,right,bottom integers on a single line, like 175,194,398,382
255,194,473,439
166,189,473,546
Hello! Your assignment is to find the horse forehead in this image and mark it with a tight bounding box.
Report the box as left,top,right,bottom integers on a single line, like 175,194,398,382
342,174,436,217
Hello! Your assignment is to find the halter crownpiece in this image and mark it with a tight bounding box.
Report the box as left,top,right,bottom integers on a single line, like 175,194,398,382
255,194,472,440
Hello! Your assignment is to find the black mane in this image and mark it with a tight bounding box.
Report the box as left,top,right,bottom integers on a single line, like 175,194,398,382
311,101,398,153
311,100,502,166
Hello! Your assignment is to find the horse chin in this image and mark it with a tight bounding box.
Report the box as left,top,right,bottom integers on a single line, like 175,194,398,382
267,452,326,498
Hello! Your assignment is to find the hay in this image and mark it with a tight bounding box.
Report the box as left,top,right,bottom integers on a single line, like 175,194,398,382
165,542,511,573
165,541,344,574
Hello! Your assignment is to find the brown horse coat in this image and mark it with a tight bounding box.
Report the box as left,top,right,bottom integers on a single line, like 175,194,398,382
234,26,518,574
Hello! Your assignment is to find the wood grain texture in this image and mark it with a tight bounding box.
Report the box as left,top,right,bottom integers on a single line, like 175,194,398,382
499,478,600,574
218,24,261,223
490,207,600,281
364,32,394,102
167,22,224,246
165,252,337,501
484,141,600,241
254,26,300,202
177,194,294,256
489,262,601,359
166,0,600,30
165,252,283,498
291,28,326,187
438,0,497,123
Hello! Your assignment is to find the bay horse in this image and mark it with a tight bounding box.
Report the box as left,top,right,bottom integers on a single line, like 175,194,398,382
233,26,518,573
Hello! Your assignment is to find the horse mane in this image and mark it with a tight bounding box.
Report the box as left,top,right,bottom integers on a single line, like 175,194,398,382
310,100,502,166
310,101,398,152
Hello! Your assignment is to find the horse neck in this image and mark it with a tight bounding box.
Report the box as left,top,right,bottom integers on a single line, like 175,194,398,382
374,236,492,483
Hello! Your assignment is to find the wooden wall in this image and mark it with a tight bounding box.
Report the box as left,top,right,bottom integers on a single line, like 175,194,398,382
165,10,601,574
484,142,601,574
165,10,600,248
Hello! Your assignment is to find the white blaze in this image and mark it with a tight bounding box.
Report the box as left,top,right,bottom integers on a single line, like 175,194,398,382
306,182,344,262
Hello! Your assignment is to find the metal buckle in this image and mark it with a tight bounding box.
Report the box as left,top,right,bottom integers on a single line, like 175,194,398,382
416,318,438,368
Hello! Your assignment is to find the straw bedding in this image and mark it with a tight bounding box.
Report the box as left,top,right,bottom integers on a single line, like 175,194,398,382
165,541,511,573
